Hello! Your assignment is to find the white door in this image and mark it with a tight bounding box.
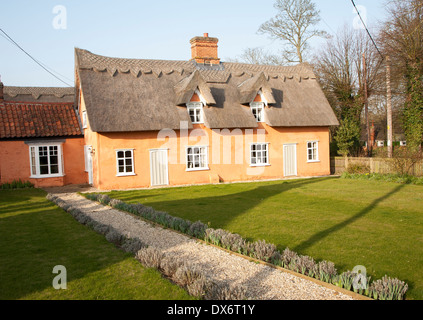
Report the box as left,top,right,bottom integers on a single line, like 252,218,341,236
283,144,297,177
150,149,169,186
84,145,93,185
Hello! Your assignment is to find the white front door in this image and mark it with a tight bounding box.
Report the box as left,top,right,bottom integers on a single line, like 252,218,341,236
150,149,169,186
84,145,93,185
283,144,297,177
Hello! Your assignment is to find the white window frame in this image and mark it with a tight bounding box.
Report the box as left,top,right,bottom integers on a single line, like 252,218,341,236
186,146,209,171
29,143,64,178
250,101,265,122
307,141,319,162
116,149,135,176
187,102,204,124
82,110,87,129
250,143,270,166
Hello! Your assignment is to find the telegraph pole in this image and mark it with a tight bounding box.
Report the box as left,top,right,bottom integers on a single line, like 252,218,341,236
386,55,393,158
363,53,370,156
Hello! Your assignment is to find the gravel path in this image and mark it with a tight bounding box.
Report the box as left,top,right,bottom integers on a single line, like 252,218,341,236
49,191,354,300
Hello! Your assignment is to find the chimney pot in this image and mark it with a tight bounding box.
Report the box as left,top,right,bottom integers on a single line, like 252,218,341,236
204,33,209,37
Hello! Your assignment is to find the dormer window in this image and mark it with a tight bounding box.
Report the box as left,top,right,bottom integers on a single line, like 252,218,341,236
250,101,264,122
187,102,204,124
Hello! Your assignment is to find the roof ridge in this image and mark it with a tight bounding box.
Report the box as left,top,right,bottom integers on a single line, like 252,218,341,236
75,48,316,80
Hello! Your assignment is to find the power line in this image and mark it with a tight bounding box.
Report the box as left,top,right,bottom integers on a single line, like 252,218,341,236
350,0,384,59
0,28,73,87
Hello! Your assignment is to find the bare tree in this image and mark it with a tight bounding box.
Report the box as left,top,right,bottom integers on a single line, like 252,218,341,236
258,0,328,64
314,25,383,122
228,47,285,66
379,0,423,152
313,25,384,156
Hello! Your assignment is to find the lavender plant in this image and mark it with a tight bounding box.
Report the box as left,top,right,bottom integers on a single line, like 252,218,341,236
252,240,276,262
369,276,408,300
135,247,164,269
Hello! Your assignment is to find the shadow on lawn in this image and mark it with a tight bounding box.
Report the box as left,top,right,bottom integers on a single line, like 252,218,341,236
123,177,331,240
0,196,129,300
293,183,406,253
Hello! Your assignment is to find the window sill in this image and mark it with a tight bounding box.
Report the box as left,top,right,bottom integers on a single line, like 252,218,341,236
250,164,270,167
307,160,320,163
186,167,210,172
116,173,136,177
30,174,64,179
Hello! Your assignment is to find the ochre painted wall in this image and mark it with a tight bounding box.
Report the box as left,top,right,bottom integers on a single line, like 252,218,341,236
81,125,330,190
0,138,87,188
79,91,331,190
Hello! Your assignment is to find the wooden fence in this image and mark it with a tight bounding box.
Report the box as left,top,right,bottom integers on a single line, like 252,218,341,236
330,156,423,176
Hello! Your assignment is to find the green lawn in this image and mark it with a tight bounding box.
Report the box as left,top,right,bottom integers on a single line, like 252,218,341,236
0,188,193,300
106,177,423,300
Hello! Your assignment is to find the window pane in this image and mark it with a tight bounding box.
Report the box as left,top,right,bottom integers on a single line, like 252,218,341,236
39,155,48,165
30,147,37,175
125,151,132,158
117,151,124,158
50,155,58,165
50,165,59,174
40,165,49,175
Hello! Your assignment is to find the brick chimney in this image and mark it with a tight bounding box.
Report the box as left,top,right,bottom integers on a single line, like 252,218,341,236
190,33,220,65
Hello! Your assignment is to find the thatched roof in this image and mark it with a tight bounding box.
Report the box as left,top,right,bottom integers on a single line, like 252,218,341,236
75,48,338,132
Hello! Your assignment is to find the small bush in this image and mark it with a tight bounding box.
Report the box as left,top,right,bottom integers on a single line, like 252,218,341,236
154,211,173,228
188,221,208,239
346,162,370,174
85,193,99,201
105,229,125,246
97,194,111,205
93,221,110,235
281,247,299,269
251,240,276,262
160,256,184,278
109,198,124,208
316,260,337,283
169,216,187,232
173,263,203,287
121,238,146,254
187,275,211,299
205,228,226,246
135,247,164,269
369,275,408,300
220,232,245,253
0,179,34,189
292,255,317,277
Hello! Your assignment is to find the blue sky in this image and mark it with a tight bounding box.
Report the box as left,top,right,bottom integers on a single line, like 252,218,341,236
0,0,388,87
